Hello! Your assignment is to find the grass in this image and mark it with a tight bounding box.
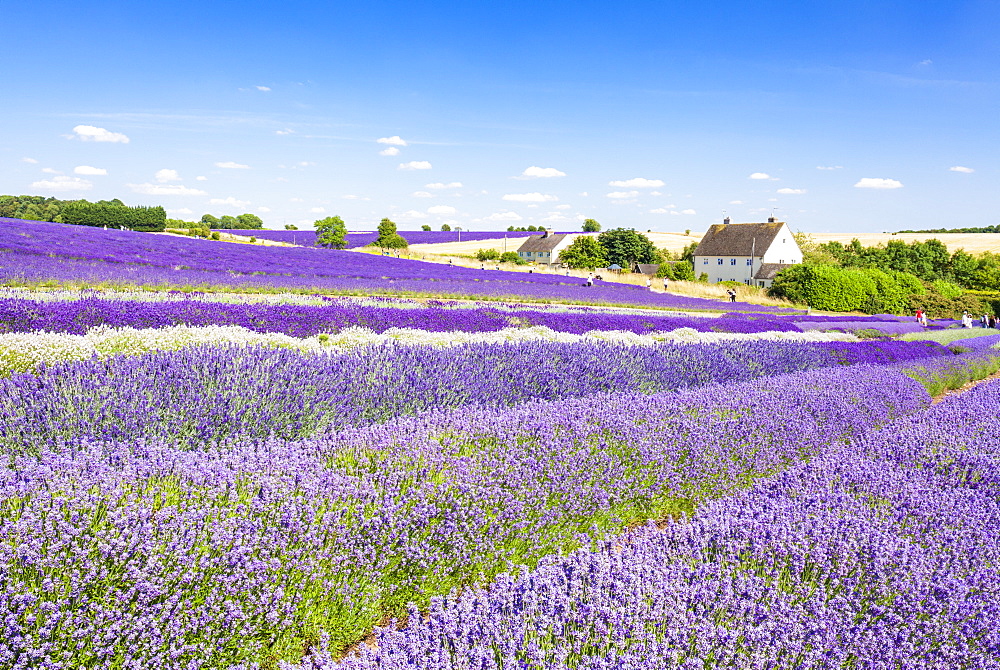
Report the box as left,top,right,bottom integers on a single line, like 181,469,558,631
900,328,997,344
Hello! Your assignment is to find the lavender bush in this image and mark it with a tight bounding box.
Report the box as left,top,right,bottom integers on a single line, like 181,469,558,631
302,379,1000,670
2,338,941,452
0,365,931,668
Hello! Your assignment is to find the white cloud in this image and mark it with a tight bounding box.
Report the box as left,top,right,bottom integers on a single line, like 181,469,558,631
554,204,571,210
309,207,326,214
650,191,662,196
71,125,130,143
579,192,589,197
128,183,207,196
729,200,744,204
519,166,566,178
289,197,304,203
606,191,639,199
379,147,400,156
427,205,457,215
256,85,271,91
919,59,933,66
378,136,408,146
195,175,207,181
41,168,60,174
74,165,107,176
681,209,697,215
816,166,843,170
257,207,271,213
31,176,93,192
22,157,38,164
749,172,772,180
854,177,903,189
155,168,181,182
649,208,671,214
298,161,316,167
412,191,433,198
950,166,974,173
399,161,432,170
209,196,251,208
426,182,463,189
484,211,523,222
776,188,806,194
608,177,664,188
215,161,250,169
503,192,558,203
670,211,681,216
401,209,429,219
276,129,294,136
167,208,193,216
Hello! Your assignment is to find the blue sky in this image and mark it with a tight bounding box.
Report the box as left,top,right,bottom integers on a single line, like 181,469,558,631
2,1,998,233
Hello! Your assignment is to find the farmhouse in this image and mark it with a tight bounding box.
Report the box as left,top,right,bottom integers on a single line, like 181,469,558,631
692,217,803,287
516,229,574,265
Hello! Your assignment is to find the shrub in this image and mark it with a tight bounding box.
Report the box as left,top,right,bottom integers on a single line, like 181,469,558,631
476,249,501,261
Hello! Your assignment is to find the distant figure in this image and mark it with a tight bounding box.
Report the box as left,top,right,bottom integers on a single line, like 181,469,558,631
727,289,737,303
914,308,922,323
920,311,929,328
594,274,603,281
990,314,997,329
585,273,594,287
645,277,652,290
449,259,453,265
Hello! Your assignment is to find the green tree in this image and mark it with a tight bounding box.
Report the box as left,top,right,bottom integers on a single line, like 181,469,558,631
284,224,299,230
218,215,239,229
500,251,526,265
596,228,660,268
421,224,432,231
581,218,601,232
373,218,407,250
200,214,220,228
236,213,264,229
476,248,501,261
558,236,608,269
441,223,452,231
314,215,348,249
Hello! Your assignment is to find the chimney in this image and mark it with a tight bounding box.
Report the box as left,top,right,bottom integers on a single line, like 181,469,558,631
541,228,550,238
722,216,731,225
767,216,776,223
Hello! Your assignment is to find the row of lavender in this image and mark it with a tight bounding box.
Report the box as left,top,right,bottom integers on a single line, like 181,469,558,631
0,294,802,337
1,218,798,312
0,339,949,453
317,365,1000,670
220,229,548,249
2,359,955,669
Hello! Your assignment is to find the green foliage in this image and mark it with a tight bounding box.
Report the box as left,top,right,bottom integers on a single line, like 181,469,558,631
421,224,431,231
596,228,661,268
210,231,220,241
284,224,299,230
931,279,964,299
909,287,987,320
581,218,601,232
60,200,166,232
499,251,526,265
698,272,709,282
860,268,909,314
475,248,501,261
440,223,452,231
219,215,239,229
558,236,607,269
200,214,220,227
236,213,264,229
314,216,348,250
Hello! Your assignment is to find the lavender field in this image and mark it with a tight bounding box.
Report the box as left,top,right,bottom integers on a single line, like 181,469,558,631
220,229,548,248
2,217,1000,669
1,217,798,312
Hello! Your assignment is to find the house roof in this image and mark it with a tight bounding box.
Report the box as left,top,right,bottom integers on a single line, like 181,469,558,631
692,221,784,257
516,233,570,252
754,262,794,281
632,263,660,275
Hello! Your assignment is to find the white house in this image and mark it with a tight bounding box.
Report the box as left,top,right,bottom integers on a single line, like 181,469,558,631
691,217,803,288
516,230,575,265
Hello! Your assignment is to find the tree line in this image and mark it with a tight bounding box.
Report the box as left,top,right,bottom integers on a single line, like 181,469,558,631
768,235,1000,317
0,195,165,232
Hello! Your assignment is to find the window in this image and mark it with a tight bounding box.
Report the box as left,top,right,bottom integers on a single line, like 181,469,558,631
730,258,737,266
703,258,708,265
717,258,723,265
746,259,753,266
779,259,784,264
